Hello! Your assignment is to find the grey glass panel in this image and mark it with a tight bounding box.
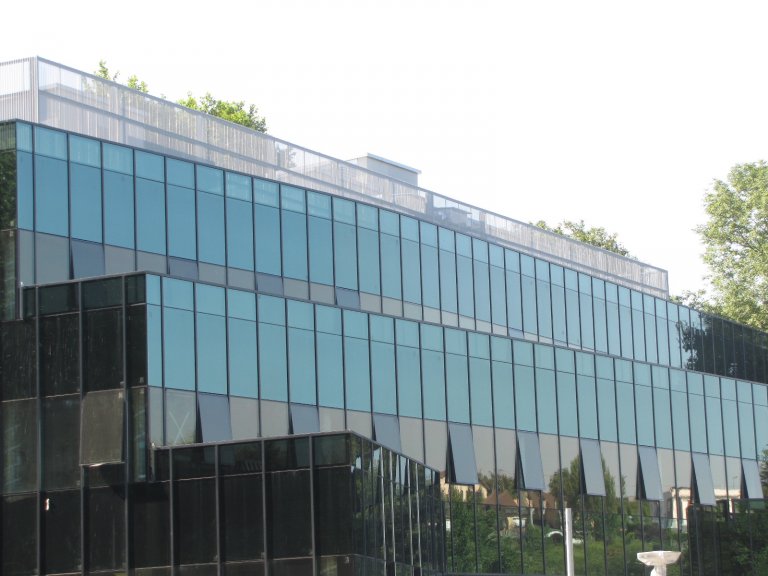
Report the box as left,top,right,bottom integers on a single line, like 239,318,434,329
198,191,225,265
230,397,260,440
70,162,102,242
742,460,763,499
166,389,197,445
43,395,80,489
35,154,68,235
2,399,37,493
580,439,606,496
167,184,196,260
289,403,319,434
81,389,125,465
517,431,545,490
637,446,663,501
448,422,478,485
197,394,232,442
136,178,166,254
71,239,105,278
691,452,716,506
373,413,402,452
104,170,134,248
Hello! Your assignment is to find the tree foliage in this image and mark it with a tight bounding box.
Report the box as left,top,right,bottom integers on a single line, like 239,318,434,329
95,60,266,132
177,92,267,132
535,219,633,257
696,161,768,331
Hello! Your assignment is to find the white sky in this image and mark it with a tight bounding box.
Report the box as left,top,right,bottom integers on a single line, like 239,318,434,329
5,0,768,296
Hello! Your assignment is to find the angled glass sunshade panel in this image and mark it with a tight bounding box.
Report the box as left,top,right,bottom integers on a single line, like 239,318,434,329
198,393,232,443
580,438,606,496
742,459,763,499
373,413,402,453
290,403,320,434
448,422,478,485
516,431,545,491
81,389,125,465
637,445,663,501
691,452,716,506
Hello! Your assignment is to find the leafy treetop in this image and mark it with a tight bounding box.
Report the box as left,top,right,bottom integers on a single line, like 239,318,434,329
95,61,266,132
534,219,633,258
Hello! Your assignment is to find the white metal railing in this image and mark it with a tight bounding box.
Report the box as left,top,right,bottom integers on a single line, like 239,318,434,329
0,57,669,297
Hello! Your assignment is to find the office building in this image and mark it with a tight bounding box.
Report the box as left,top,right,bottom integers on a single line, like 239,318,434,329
1,57,766,576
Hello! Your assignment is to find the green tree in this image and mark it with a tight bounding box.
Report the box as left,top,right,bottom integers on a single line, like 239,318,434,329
535,219,633,257
177,93,267,132
95,61,266,132
696,161,768,331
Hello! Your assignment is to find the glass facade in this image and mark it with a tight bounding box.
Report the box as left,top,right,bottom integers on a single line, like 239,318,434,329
1,111,767,576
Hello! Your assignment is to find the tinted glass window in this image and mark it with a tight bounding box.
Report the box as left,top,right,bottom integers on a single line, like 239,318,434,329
70,163,102,242
167,184,197,260
35,155,69,236
136,178,166,254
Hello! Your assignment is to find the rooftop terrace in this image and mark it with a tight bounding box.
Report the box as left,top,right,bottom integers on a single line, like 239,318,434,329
0,57,668,297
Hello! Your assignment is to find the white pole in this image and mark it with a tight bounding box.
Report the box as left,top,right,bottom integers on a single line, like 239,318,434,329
565,507,575,576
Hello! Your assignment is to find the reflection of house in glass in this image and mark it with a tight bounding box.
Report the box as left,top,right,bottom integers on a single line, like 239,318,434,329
1,57,767,576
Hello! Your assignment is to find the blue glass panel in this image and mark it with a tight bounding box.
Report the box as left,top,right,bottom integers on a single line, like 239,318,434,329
307,191,331,218
521,275,537,335
490,266,507,328
380,232,402,299
317,332,344,408
164,307,195,390
135,151,164,182
492,360,514,428
402,239,421,304
597,378,617,442
69,135,100,167
344,337,370,411
358,228,381,294
577,375,598,439
536,368,557,434
103,143,133,174
228,318,258,398
163,277,194,310
195,284,225,316
421,244,439,308
357,203,378,230
16,151,33,230
689,394,707,453
334,222,357,289
514,365,536,432
671,390,690,450
739,402,756,459
70,163,102,242
259,323,287,401
227,289,256,321
225,197,254,270
136,178,166,255
566,288,581,347
422,349,446,420
343,310,367,339
400,216,418,241
473,260,491,322
147,304,162,387
754,405,768,456
254,178,279,206
316,305,341,335
616,381,636,443
371,341,396,414
557,371,578,436
632,308,645,361
551,284,567,343
167,158,194,188
146,275,161,305
34,126,67,159
287,300,313,330
456,234,472,258
397,345,422,417
196,165,223,195
333,197,355,224
722,400,740,457
469,357,492,426
103,170,134,248
166,185,196,260
197,191,225,265
506,270,523,333
280,185,305,213
282,210,308,280
258,294,285,325
289,328,316,404
706,396,724,455
635,385,654,445
446,353,470,423
439,249,458,313
35,155,68,236
308,216,333,285
225,172,251,201
254,204,281,275
197,313,227,393
379,209,399,235
457,255,474,318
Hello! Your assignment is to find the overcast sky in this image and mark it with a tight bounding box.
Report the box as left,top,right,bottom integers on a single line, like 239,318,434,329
5,1,768,296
